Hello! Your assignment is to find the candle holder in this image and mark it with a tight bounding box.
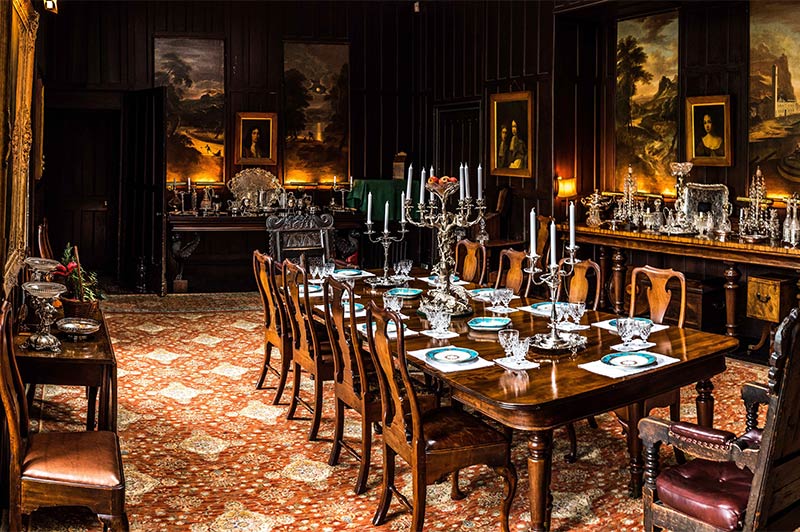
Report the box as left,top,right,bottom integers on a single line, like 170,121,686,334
364,218,408,287
526,245,587,356
20,281,67,353
404,180,486,316
330,183,352,212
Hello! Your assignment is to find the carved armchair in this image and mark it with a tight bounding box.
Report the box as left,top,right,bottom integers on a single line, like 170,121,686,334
266,212,334,263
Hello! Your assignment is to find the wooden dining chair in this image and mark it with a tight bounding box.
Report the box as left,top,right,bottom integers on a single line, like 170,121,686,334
556,258,601,310
37,218,54,260
282,259,334,441
639,307,800,532
494,248,531,296
253,250,293,405
365,301,517,531
455,239,487,285
0,300,128,531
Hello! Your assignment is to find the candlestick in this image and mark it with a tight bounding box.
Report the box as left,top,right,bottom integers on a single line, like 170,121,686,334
477,164,483,201
349,175,353,186
384,201,389,233
367,192,373,224
459,163,465,201
549,221,557,268
334,175,337,187
529,208,537,255
187,177,191,190
406,163,413,198
365,201,408,287
569,201,576,249
420,168,427,204
465,163,471,199
400,192,406,222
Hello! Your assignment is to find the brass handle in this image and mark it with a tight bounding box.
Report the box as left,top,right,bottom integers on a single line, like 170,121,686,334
756,292,771,304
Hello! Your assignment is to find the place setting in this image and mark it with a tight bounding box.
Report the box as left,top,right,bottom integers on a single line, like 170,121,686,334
407,345,494,373
493,328,541,371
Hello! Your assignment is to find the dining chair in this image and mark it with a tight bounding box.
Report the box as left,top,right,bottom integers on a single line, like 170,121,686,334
0,300,128,531
282,259,334,441
365,301,517,531
455,239,487,285
37,218,54,260
494,248,532,296
252,250,293,405
638,307,800,532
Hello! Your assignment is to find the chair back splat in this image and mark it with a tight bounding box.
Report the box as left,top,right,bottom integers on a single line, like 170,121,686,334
455,239,487,285
495,248,531,296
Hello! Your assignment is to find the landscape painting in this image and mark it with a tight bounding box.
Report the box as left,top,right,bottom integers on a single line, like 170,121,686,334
155,38,225,185
615,12,678,195
750,1,800,197
283,42,349,186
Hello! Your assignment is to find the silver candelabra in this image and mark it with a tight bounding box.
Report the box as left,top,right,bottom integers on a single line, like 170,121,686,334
404,181,485,315
330,182,352,211
365,218,408,287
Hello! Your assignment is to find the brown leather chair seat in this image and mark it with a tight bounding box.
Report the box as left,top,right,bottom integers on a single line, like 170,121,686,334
655,458,753,531
422,407,508,451
24,431,123,488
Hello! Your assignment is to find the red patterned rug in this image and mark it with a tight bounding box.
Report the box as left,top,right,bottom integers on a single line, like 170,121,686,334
27,304,767,531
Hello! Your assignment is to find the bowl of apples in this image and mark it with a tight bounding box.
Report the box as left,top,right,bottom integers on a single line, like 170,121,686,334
425,175,460,199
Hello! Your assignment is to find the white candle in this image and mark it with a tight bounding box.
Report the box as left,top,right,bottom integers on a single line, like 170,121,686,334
465,163,471,198
187,177,191,190
406,163,413,198
384,201,390,232
334,175,337,187
420,168,427,203
349,175,353,186
550,221,557,268
400,192,406,222
477,164,483,200
529,208,537,255
459,163,465,201
569,201,576,249
367,192,373,224
430,166,434,179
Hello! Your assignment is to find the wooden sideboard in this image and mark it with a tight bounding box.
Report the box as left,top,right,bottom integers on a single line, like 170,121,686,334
567,224,800,338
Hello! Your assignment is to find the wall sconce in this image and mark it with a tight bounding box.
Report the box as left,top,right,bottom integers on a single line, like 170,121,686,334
43,0,58,14
555,175,577,199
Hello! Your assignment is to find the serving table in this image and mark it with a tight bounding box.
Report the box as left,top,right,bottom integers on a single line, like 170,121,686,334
311,272,739,531
14,308,117,432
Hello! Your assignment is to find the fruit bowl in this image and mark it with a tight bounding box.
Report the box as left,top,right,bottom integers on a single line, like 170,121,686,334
425,176,460,198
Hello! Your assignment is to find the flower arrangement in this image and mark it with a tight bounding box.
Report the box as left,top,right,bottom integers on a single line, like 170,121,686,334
52,243,104,302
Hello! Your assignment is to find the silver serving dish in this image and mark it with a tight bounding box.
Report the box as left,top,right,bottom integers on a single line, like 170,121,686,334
24,257,61,272
22,282,67,299
56,317,100,339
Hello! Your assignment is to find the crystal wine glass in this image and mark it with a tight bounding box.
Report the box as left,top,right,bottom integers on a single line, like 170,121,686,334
383,293,402,314
497,328,519,359
428,308,452,338
569,302,586,324
616,317,637,348
511,336,531,366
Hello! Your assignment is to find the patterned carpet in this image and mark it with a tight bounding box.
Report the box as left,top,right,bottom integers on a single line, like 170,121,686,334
26,301,768,531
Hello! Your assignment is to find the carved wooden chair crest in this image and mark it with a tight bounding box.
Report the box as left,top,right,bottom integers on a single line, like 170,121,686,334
267,212,334,263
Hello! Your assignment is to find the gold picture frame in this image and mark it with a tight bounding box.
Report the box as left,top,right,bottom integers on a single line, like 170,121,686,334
686,95,732,167
490,91,533,178
234,112,278,166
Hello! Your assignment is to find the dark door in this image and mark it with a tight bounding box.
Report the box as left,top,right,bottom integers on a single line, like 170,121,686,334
119,88,166,294
43,109,119,274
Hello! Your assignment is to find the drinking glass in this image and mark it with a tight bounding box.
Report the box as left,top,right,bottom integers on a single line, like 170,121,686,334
569,302,586,324
498,288,514,312
511,337,531,365
635,319,653,344
616,317,637,347
323,261,336,278
383,293,402,314
428,308,452,338
400,260,413,278
497,328,519,359
310,264,321,281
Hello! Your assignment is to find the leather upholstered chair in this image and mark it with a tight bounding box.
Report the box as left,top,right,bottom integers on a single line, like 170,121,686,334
454,239,487,285
366,302,517,531
0,301,128,530
639,308,800,532
253,251,293,405
494,248,531,296
282,259,334,441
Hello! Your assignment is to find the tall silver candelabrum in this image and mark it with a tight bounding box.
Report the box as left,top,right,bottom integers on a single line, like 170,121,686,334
404,181,486,315
330,182,352,211
364,218,408,287
526,244,587,353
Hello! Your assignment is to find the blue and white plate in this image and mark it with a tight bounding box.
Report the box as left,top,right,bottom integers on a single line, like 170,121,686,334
601,352,657,368
608,317,654,328
331,302,365,314
387,287,423,299
528,302,569,317
356,321,406,336
334,269,363,277
299,284,323,296
425,347,478,364
425,274,459,283
469,288,496,300
467,316,511,331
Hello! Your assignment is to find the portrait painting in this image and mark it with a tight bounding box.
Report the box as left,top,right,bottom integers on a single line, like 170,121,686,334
615,11,678,194
283,42,349,186
234,112,277,165
750,0,800,196
686,95,731,167
154,37,225,185
489,91,533,178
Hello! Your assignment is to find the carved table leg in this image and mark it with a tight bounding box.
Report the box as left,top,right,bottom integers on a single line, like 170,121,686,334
723,262,741,337
598,245,609,310
611,247,627,315
626,400,645,498
528,429,554,531
696,379,715,428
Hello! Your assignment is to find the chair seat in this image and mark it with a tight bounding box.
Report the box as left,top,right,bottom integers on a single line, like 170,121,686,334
24,431,123,488
656,458,753,531
422,407,507,452
738,428,762,449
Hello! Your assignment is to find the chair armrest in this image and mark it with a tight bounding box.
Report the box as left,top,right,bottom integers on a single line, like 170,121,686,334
741,381,769,432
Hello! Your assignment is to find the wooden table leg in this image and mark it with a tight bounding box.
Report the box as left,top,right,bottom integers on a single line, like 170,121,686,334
528,429,554,531
696,379,715,427
611,247,627,315
598,245,609,310
86,386,98,430
626,400,645,498
723,262,741,337
98,366,110,431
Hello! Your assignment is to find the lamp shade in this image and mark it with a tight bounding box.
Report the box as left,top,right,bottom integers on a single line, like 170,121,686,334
556,176,577,198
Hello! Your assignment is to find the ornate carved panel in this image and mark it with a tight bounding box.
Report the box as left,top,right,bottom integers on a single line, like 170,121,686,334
266,212,334,262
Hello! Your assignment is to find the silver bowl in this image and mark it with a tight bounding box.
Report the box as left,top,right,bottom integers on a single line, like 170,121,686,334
56,317,100,340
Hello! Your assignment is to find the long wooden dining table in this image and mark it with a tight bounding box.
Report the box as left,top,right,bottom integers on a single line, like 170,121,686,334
312,271,739,531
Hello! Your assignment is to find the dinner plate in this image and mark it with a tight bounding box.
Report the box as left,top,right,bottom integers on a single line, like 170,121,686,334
467,316,511,331
425,274,459,283
356,321,406,335
335,269,363,277
469,288,496,299
608,317,654,328
299,284,323,295
528,302,569,316
425,347,479,364
332,302,365,313
387,287,422,299
601,352,657,368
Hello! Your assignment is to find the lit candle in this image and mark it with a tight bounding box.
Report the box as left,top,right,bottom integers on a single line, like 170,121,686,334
334,175,337,187
367,192,373,224
187,177,191,190
465,163,471,199
349,175,353,186
400,192,406,222
420,168,427,203
406,163,413,199
529,208,537,255
384,201,390,233
459,163,465,201
550,221,557,268
477,164,483,200
569,201,576,249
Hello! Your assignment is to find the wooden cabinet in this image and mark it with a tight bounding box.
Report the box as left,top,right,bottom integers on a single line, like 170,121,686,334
747,274,797,324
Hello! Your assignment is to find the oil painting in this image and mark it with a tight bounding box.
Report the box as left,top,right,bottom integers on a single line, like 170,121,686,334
615,11,678,195
750,0,800,197
686,95,731,167
283,42,349,186
234,112,277,165
155,37,225,185
489,91,533,178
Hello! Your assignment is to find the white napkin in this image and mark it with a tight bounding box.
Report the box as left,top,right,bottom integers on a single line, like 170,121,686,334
518,302,570,317
407,347,494,373
557,322,591,331
610,340,657,352
333,271,376,280
314,304,367,319
578,352,680,379
486,307,520,315
471,291,521,302
417,276,470,287
355,323,419,339
494,356,540,371
420,330,460,339
591,318,669,334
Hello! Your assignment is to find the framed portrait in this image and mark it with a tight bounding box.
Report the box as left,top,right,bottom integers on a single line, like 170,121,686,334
234,112,278,165
489,91,533,178
686,95,732,167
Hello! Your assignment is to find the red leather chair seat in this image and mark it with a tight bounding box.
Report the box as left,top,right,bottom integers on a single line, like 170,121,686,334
656,458,753,531
422,407,507,451
23,431,122,488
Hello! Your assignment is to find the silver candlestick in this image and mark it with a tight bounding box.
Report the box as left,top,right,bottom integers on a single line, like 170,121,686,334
21,281,67,352
365,218,408,287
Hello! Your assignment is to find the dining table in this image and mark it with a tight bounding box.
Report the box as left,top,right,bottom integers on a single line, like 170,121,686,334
310,268,739,531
